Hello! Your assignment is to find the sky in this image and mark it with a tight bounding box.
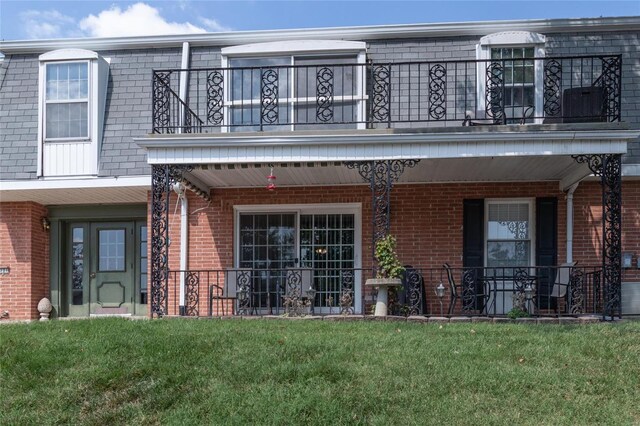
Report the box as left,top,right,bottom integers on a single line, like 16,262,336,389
0,0,638,41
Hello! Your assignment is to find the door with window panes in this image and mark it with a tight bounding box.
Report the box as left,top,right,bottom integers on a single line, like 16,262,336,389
66,221,147,316
238,211,357,313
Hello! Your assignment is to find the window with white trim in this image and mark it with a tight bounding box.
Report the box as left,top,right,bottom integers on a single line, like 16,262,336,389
476,32,545,124
38,49,109,176
485,200,534,270
221,40,367,132
45,62,89,140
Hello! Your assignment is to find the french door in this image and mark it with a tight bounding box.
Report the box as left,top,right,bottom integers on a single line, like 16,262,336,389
236,206,361,313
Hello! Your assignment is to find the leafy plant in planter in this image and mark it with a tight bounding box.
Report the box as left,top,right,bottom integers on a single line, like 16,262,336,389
375,234,405,279
373,235,405,314
507,307,530,319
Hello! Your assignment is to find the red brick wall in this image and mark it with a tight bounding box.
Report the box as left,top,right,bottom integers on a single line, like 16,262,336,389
573,181,640,282
154,180,639,315
0,202,49,320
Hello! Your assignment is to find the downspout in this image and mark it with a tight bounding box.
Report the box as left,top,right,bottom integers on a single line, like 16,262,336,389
178,42,190,134
566,182,579,263
178,42,190,315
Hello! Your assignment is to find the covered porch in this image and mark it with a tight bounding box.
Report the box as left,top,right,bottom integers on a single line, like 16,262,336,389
138,125,633,320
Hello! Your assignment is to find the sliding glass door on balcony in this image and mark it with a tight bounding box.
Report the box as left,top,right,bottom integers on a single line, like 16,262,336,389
236,208,360,313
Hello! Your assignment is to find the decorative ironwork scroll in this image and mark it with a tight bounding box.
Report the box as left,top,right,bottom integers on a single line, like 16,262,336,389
572,154,622,319
513,268,536,312
316,67,334,123
282,269,310,317
185,271,200,316
404,269,424,316
261,69,279,127
569,268,585,315
599,56,622,122
207,70,224,125
339,270,355,315
371,64,391,124
461,269,478,313
485,62,505,123
152,72,172,134
150,164,195,317
543,59,562,117
345,160,420,252
235,270,252,315
428,64,447,120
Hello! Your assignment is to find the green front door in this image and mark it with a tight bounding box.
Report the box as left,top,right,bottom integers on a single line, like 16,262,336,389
89,222,135,315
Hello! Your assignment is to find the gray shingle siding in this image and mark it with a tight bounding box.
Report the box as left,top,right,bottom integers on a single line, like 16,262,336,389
1,29,638,181
98,48,181,177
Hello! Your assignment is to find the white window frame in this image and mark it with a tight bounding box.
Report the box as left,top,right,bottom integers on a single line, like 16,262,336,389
484,198,536,269
37,49,110,177
233,203,363,313
43,60,91,142
476,31,546,124
221,40,367,132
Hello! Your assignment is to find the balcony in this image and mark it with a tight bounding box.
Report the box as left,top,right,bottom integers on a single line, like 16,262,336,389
151,55,622,135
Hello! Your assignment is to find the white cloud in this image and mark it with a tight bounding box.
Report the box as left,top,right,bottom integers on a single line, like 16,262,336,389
18,3,230,39
20,10,77,39
199,17,231,32
78,3,209,37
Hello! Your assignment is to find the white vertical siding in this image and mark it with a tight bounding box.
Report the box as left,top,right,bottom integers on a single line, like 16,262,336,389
43,141,95,176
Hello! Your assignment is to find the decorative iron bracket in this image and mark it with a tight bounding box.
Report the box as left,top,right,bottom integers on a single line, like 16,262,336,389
572,154,622,319
345,160,419,254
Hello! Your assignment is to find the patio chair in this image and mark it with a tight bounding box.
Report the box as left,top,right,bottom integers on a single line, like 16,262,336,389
443,263,461,315
211,269,252,315
284,268,314,296
444,263,493,315
550,262,577,314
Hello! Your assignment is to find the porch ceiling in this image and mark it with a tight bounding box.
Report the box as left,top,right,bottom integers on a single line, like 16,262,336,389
187,156,590,190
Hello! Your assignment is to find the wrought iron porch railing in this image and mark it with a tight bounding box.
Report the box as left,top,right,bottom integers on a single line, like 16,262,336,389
151,55,622,134
164,265,605,318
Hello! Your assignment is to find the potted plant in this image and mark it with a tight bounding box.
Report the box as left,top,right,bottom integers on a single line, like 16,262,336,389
365,235,405,316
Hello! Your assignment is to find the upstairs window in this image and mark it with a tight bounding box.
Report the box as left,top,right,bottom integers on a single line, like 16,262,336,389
45,62,89,140
221,40,366,132
489,47,535,123
38,49,109,176
476,32,545,124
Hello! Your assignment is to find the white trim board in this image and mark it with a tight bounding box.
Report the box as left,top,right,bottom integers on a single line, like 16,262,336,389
2,16,638,54
142,138,628,165
0,175,150,191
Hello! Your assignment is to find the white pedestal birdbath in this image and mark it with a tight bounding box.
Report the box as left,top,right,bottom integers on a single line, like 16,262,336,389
365,278,403,316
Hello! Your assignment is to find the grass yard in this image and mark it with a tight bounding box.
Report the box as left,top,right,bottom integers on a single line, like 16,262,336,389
1,319,639,425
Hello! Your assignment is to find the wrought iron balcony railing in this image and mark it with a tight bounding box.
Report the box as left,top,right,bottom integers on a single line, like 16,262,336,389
164,265,606,318
151,55,622,134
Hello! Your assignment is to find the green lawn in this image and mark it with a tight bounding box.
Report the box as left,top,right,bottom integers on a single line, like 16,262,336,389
1,319,639,425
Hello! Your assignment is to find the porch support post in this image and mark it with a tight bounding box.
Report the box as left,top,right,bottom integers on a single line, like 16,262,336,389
345,160,420,259
150,164,195,318
572,154,622,319
151,164,171,318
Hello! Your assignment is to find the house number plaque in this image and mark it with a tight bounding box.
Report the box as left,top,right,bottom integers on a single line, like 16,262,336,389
0,267,10,275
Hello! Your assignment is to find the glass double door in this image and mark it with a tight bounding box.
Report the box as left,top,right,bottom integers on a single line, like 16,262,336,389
66,221,146,316
238,212,357,312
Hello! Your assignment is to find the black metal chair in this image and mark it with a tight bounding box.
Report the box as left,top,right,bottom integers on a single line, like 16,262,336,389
443,263,460,315
444,263,493,315
397,266,426,315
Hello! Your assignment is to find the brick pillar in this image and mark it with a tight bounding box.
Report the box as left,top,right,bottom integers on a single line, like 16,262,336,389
0,202,50,320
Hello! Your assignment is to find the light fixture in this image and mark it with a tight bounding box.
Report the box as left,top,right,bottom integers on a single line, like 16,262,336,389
524,283,535,302
435,282,445,316
266,164,276,191
41,217,50,231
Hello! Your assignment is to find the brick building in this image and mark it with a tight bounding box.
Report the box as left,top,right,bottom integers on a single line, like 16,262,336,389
1,16,639,320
